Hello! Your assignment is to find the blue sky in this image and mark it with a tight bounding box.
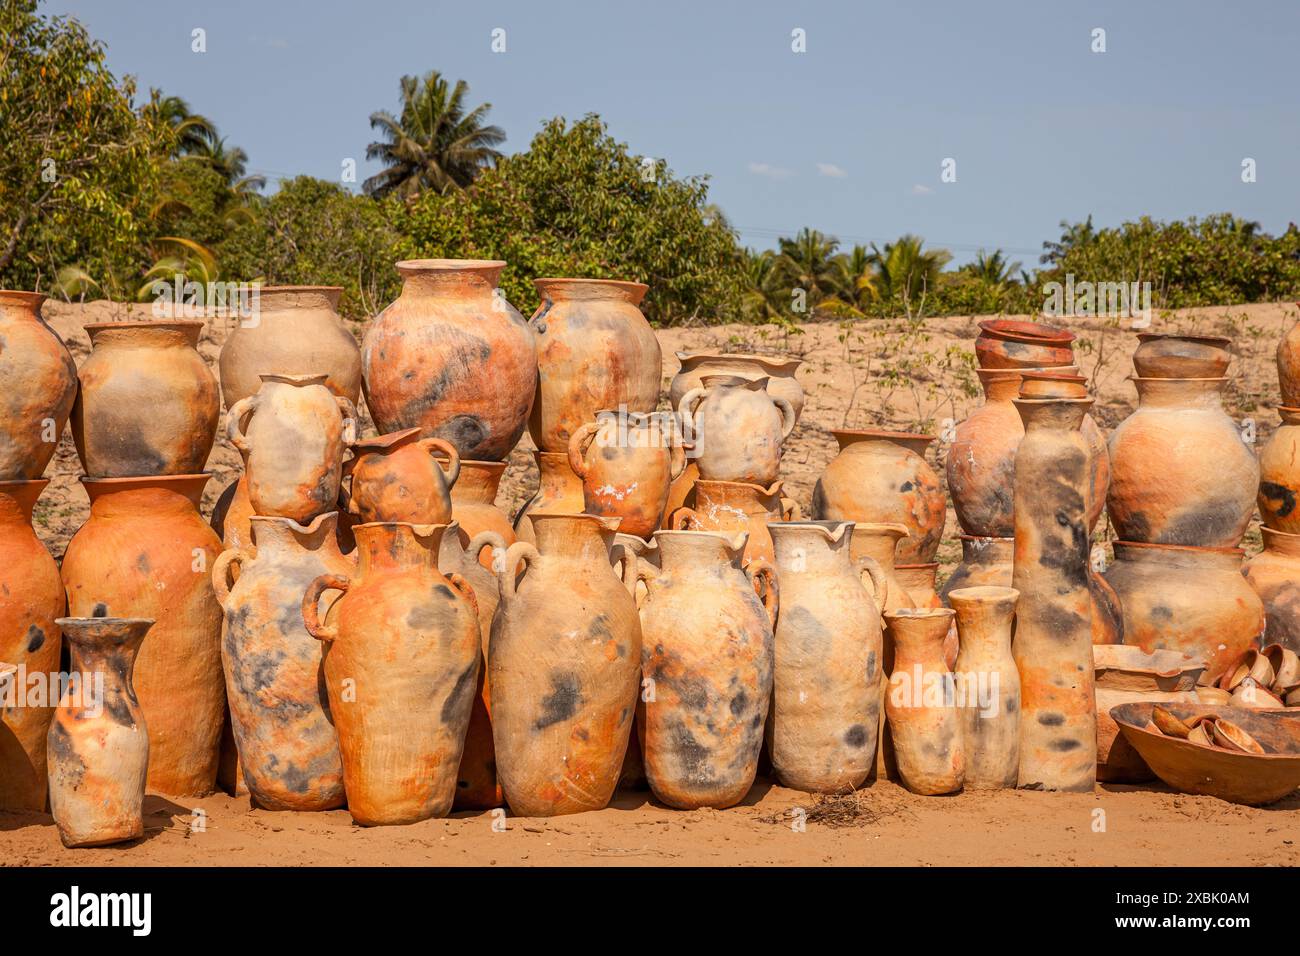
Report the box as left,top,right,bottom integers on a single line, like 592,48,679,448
51,0,1300,265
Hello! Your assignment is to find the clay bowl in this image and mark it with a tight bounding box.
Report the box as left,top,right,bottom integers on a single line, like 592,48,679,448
1264,644,1300,692
1220,649,1275,692
1133,333,1232,379
1017,369,1089,400
1112,702,1300,805
975,319,1075,369
1230,679,1285,710
1094,646,1204,782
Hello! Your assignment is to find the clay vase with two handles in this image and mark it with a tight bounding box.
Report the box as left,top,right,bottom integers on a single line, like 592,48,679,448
681,376,796,485
0,291,77,478
670,478,797,566
345,427,459,525
569,411,684,540
670,351,805,422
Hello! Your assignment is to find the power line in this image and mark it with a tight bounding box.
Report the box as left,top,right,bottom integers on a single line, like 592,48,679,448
735,224,1043,257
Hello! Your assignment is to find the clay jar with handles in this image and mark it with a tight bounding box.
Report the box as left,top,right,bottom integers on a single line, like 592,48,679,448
670,351,806,422
513,451,584,545
46,617,152,848
0,291,77,479
681,375,795,485
848,522,915,614
528,278,660,453
974,319,1075,369
768,521,886,793
671,478,796,566
362,259,537,461
72,319,220,477
436,456,515,568
345,427,460,525
637,530,775,809
1258,406,1300,533
211,513,350,811
948,586,1021,790
302,522,481,826
569,411,684,540
1244,527,1300,654
883,608,965,795
490,514,642,817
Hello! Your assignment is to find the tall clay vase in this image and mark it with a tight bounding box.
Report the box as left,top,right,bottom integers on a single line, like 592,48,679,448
1107,377,1258,547
211,513,350,811
848,523,915,614
440,457,515,570
218,285,362,408
768,521,886,793
948,586,1021,790
345,427,459,524
671,478,796,566
490,514,641,816
528,278,660,453
0,480,64,810
362,259,537,461
670,351,806,422
883,608,965,795
0,291,77,479
1012,394,1096,792
47,617,151,848
638,530,775,809
1277,311,1300,407
681,376,795,484
61,475,225,797
513,451,584,545
72,319,220,477
814,429,946,564
569,412,684,539
1258,406,1300,533
1244,527,1300,654
302,522,481,826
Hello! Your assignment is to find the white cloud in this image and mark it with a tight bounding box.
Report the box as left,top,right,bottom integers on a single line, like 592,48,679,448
748,162,795,180
911,183,934,195
816,163,847,178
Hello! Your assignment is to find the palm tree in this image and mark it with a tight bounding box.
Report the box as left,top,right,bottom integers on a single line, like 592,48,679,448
964,249,1021,286
1041,215,1096,265
771,228,840,311
740,248,785,322
364,71,506,198
144,91,216,158
863,235,952,314
185,133,266,196
829,244,874,309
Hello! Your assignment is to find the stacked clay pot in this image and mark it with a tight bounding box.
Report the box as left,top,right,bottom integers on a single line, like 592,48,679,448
1244,528,1300,654
0,291,78,479
681,375,796,486
568,410,684,540
670,478,797,566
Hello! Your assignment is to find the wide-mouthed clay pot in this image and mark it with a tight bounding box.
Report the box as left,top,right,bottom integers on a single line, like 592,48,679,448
362,259,537,461
670,478,796,566
1093,645,1203,783
513,451,585,545
569,411,684,540
1258,406,1300,534
670,351,805,422
1278,310,1300,407
883,608,965,795
847,522,915,614
1133,333,1232,379
949,586,1021,790
975,319,1075,369
681,376,795,485
1243,527,1300,655
0,291,77,479
344,427,459,525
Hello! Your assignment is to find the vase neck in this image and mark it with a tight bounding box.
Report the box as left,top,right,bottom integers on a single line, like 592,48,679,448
0,291,47,324
535,452,581,493
693,479,782,512
84,476,208,517
353,522,443,575
959,535,1014,565
0,480,45,529
532,514,616,561
848,524,906,568
770,522,852,573
534,278,647,305
948,587,1017,651
253,286,342,314
885,610,954,665
653,530,742,571
1014,397,1091,431
87,320,203,350
449,460,504,504
250,513,344,560
1133,377,1226,409
397,260,503,298
833,430,934,457
59,618,150,679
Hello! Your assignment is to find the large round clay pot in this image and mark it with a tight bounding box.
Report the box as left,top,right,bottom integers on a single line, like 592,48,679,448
527,278,660,453
847,522,914,614
437,456,514,570
1243,527,1300,655
1107,377,1258,547
211,513,350,811
670,351,805,421
814,429,946,563
883,608,965,795
513,451,584,545
218,285,362,408
681,376,795,485
949,586,1021,790
569,411,683,540
0,291,77,479
0,479,64,811
670,478,796,566
1258,406,1300,533
1278,310,1300,407
1133,333,1231,379
975,318,1075,369
361,259,536,461
302,522,481,826
490,514,641,816
637,529,774,809
344,427,459,525
61,474,225,797
1104,540,1264,685
72,319,220,477
1093,645,1203,783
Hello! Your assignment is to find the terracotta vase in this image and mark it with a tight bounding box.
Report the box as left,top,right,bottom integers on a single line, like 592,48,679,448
0,479,64,811
218,285,362,407
974,319,1075,369
1278,311,1300,407
637,529,774,808
47,617,151,848
362,259,536,461
61,475,225,797
490,514,641,816
1107,377,1258,547
681,376,795,484
670,478,796,566
883,608,964,795
1106,540,1264,684
568,411,683,540
1258,406,1300,533
768,521,885,793
1244,527,1300,654
814,429,946,563
847,523,915,614
1093,645,1203,783
528,278,660,453
0,291,77,479
1133,333,1231,379
302,522,480,825
513,451,585,545
436,457,514,569
211,513,350,811
948,586,1020,790
210,447,254,554
344,427,459,526
670,351,805,421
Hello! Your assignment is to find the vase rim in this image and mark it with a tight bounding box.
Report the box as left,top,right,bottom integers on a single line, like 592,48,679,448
0,478,50,491
535,277,647,292
397,258,506,273
257,371,331,386
895,561,940,570
958,533,1015,542
978,318,1075,345
883,606,954,621
692,477,784,496
1135,331,1232,347
433,454,505,471
832,427,936,443
768,519,853,542
674,349,803,372
0,290,47,309
352,426,423,454
652,527,749,549
529,512,621,532
80,473,211,488
255,284,344,294
851,521,910,538
55,616,154,628
946,584,1020,604
1129,375,1229,383
84,318,206,332
249,511,339,535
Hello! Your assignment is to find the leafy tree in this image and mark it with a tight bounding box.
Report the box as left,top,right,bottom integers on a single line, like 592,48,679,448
771,228,841,309
862,235,952,316
141,91,215,159
963,249,1021,286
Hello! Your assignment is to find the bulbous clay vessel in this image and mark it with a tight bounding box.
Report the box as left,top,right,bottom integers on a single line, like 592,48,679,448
362,259,536,461
1093,645,1203,783
61,474,224,797
302,522,480,825
1107,377,1258,547
0,479,64,811
344,427,459,525
1133,333,1231,379
948,586,1020,790
0,291,77,479
1105,540,1264,684
768,521,885,793
883,608,965,795
72,319,219,477
681,376,795,484
814,429,946,563
847,522,915,614
670,351,805,421
439,457,514,567
1258,406,1300,533
569,411,684,540
490,514,641,816
670,478,796,566
47,617,151,848
638,530,775,808
1244,527,1300,654
211,513,350,811
528,278,660,453
974,318,1075,369
513,451,584,545
1278,310,1300,407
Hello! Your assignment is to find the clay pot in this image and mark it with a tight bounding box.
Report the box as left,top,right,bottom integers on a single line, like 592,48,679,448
1017,369,1088,400
438,457,515,568
948,586,1021,790
47,617,151,847
344,427,459,526
1258,406,1300,533
1278,311,1300,407
513,451,584,545
883,608,965,795
210,446,254,554
1092,647,1203,783
72,320,220,477
670,478,796,566
0,480,64,811
362,259,536,461
1133,333,1232,379
211,513,350,811
302,522,481,825
1244,527,1300,654
768,521,885,793
614,532,656,791
681,376,795,485
974,318,1075,369
61,475,225,797
1107,377,1258,547
847,523,915,613
528,278,660,453
662,459,698,526
637,530,775,808
813,429,946,563
895,564,942,609
569,411,684,540
670,351,805,421
490,514,641,816
218,285,362,408
0,291,77,479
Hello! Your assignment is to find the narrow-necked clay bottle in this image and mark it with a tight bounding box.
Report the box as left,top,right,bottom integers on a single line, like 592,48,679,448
948,586,1020,790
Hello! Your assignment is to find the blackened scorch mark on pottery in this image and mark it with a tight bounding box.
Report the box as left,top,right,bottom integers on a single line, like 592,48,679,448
535,671,583,730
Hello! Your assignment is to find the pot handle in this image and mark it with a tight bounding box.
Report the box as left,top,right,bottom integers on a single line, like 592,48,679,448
567,421,599,481
669,507,700,531
499,541,541,600
211,548,250,606
335,396,358,446
466,530,508,573
447,571,480,619
420,437,461,490
781,497,802,520
610,540,639,595
774,396,797,440
854,556,890,624
302,573,351,642
678,386,709,436
746,558,779,626
529,297,554,334
669,438,687,480
225,396,256,455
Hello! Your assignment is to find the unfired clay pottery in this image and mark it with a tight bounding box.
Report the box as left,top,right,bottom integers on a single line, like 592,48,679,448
670,351,805,421
670,478,796,566
513,451,584,545
439,456,515,568
1133,333,1231,379
883,608,965,795
681,376,795,485
1258,406,1300,533
0,291,77,479
345,427,459,525
1244,527,1300,654
949,586,1020,790
847,522,915,614
1093,645,1203,783
569,411,684,539
974,319,1075,369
